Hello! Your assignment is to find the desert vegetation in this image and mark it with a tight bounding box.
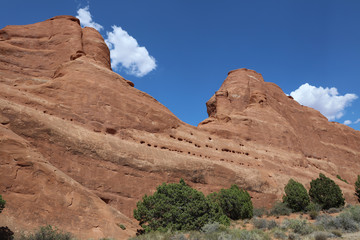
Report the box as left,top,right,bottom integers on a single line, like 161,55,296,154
129,173,359,239
0,195,5,214
133,179,231,233
309,173,345,210
18,225,73,240
130,205,360,240
283,179,310,212
207,184,253,220
6,173,360,239
0,195,15,240
355,175,360,202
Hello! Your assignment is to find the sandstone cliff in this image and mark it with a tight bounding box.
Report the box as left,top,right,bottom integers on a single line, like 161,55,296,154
0,16,359,239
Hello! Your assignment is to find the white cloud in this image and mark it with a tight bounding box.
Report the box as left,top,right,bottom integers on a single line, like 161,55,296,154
290,83,358,120
76,6,103,31
76,6,156,77
344,120,352,125
355,119,360,124
105,26,156,77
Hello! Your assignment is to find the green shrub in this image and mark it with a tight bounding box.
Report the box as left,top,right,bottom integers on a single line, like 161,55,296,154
355,175,360,202
306,202,322,212
315,214,334,229
230,229,271,240
316,212,359,233
282,179,310,212
201,222,227,234
0,195,5,213
253,207,267,217
19,225,73,240
331,229,342,237
133,179,229,233
130,228,272,240
282,219,314,235
314,231,328,240
269,201,292,216
306,202,321,219
252,218,267,229
309,173,345,210
309,210,319,220
208,184,253,220
252,218,277,230
271,228,287,240
327,207,342,214
169,234,187,240
333,212,359,232
347,205,360,222
287,232,300,240
129,231,175,240
117,223,126,230
267,220,277,230
336,175,348,184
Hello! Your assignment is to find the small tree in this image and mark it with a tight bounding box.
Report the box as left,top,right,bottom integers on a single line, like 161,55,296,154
309,173,345,209
355,175,360,202
283,179,310,212
133,179,229,233
0,195,5,213
208,185,253,220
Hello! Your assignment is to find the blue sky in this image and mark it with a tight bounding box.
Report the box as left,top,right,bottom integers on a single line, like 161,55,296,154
1,1,359,130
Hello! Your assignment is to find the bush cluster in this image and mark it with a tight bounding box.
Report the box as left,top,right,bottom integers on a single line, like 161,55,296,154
130,228,271,240
252,218,277,230
134,180,254,233
282,219,314,235
309,173,345,210
315,205,360,233
208,184,253,220
19,225,73,240
133,179,230,233
281,174,345,214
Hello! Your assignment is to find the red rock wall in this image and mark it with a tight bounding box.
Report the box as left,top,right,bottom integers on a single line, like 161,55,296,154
0,16,359,239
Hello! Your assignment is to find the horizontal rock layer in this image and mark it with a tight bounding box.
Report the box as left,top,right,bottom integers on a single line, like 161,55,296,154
0,16,359,239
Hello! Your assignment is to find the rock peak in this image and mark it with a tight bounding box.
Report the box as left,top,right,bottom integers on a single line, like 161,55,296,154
228,68,260,76
47,15,81,25
0,15,111,81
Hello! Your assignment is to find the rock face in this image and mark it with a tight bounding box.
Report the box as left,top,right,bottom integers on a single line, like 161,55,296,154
0,16,360,239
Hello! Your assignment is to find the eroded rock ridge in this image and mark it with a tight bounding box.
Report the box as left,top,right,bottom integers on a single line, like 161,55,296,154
0,16,359,239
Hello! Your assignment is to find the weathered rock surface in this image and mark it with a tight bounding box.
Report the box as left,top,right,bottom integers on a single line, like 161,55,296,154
0,125,137,239
0,16,360,239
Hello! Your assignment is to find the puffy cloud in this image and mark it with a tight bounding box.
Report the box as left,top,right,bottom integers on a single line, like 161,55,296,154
344,120,352,125
105,26,156,77
76,6,156,77
76,6,103,31
290,83,357,120
355,119,360,124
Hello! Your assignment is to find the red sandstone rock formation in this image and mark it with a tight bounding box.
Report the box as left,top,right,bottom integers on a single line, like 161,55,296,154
0,16,359,239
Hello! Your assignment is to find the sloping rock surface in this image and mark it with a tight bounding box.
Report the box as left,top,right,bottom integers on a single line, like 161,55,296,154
0,16,360,239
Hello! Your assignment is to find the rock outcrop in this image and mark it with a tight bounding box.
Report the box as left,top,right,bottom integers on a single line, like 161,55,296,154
0,16,359,239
